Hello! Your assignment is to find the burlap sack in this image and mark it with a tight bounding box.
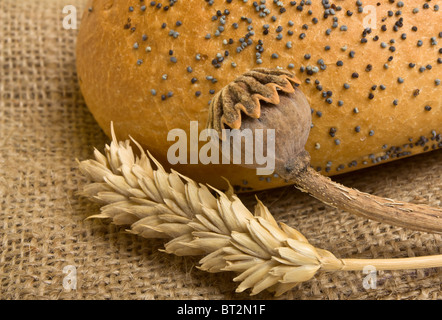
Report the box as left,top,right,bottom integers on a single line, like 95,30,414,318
1,0,441,300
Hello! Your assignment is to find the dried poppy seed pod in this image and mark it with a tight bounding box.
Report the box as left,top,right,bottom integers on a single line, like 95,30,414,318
207,68,442,234
207,68,311,176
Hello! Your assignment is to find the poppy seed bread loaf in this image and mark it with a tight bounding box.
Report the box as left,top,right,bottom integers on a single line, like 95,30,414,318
76,0,442,192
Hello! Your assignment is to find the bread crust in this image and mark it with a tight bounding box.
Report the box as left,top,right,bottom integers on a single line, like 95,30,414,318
76,0,442,192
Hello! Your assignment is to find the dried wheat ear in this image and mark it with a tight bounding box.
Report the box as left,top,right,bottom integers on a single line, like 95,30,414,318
78,125,442,296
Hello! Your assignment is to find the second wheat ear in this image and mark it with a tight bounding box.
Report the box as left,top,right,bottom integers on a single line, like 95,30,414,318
207,68,442,234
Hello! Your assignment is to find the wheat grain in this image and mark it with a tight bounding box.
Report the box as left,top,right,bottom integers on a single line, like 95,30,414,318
78,124,442,296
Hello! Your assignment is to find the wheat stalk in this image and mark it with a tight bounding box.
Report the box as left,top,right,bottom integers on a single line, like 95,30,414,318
77,124,442,296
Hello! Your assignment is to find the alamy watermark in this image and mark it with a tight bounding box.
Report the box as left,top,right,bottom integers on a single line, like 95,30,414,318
62,4,379,30
363,5,377,30
62,265,77,291
167,121,276,175
362,265,377,290
62,5,78,30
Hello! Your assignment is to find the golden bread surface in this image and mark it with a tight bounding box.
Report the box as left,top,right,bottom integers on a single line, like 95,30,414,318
76,0,442,192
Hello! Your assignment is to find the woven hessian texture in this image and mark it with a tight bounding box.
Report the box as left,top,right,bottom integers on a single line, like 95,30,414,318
1,0,441,300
